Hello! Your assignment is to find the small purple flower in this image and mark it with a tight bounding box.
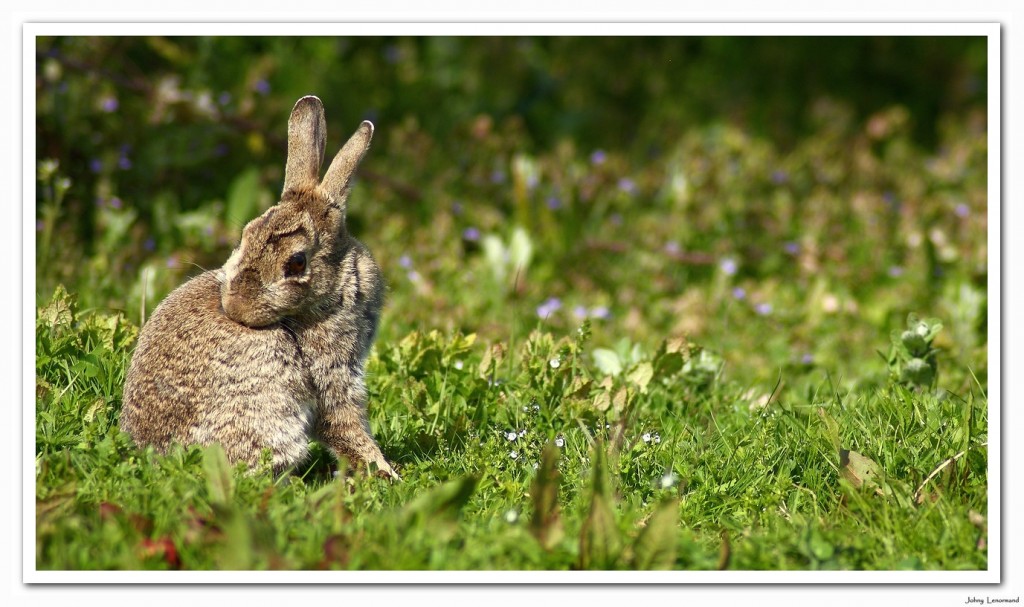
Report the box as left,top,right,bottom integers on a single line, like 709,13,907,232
526,173,539,190
664,241,681,255
143,237,156,252
771,169,788,185
166,255,178,268
218,91,232,106
546,196,562,210
590,306,611,320
888,265,904,278
254,79,271,95
204,225,214,236
118,145,132,170
617,177,636,194
89,159,103,173
100,96,119,113
399,254,413,269
451,200,464,215
536,297,562,319
720,257,738,276
590,149,607,165
109,197,123,209
490,169,506,184
955,203,970,218
732,287,747,300
801,353,814,365
462,227,481,242
755,302,773,316
573,305,588,319
407,270,421,282
783,241,800,255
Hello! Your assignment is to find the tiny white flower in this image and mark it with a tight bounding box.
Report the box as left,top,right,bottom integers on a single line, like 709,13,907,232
454,359,464,370
506,431,518,442
518,429,526,438
549,357,561,369
532,404,540,412
505,509,519,523
658,472,677,489
642,432,652,443
555,436,565,448
532,462,539,470
509,450,519,460
653,432,661,445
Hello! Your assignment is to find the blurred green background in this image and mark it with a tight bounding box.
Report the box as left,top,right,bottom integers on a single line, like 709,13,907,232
35,35,988,384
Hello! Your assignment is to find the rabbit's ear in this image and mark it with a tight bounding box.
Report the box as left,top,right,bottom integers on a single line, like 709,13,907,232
320,121,373,201
283,96,327,195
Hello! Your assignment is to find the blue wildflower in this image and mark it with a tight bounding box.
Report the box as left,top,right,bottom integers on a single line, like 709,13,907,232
100,96,118,113
536,297,562,319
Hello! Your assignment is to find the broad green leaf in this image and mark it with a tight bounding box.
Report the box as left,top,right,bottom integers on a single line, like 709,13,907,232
632,499,679,570
529,444,564,551
816,407,841,455
579,445,621,569
38,285,75,328
402,474,478,524
627,362,654,394
203,443,234,506
593,348,623,376
839,449,882,491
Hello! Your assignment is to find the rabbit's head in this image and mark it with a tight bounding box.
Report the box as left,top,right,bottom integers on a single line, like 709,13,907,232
219,96,373,328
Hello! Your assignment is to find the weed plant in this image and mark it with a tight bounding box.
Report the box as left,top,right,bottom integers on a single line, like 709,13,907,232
34,36,989,571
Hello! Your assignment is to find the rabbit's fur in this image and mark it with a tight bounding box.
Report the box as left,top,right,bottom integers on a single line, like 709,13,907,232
121,96,397,479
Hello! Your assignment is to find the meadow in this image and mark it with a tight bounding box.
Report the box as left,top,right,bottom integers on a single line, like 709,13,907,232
34,36,989,571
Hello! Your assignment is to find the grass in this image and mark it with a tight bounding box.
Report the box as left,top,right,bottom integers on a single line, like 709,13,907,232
34,288,988,571
32,36,989,571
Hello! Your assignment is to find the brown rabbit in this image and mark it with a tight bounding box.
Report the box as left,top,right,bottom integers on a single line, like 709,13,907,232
120,95,398,479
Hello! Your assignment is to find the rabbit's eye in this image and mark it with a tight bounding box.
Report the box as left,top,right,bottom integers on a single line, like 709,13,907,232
284,252,307,277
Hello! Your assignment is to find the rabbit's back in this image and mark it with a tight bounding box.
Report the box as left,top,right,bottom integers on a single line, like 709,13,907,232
121,271,317,470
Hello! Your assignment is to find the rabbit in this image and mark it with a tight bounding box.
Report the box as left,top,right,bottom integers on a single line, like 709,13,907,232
120,95,398,480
